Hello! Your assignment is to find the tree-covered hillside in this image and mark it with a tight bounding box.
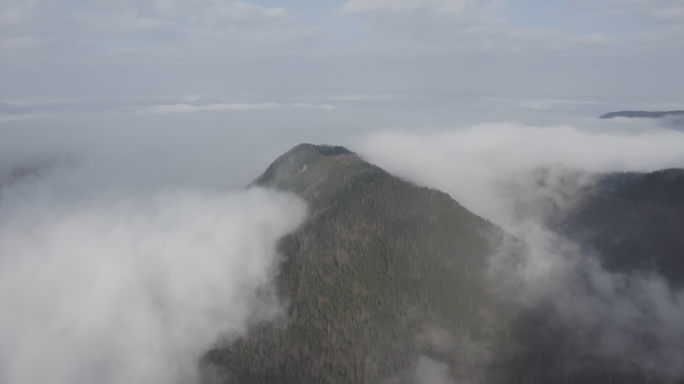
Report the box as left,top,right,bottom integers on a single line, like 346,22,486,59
558,168,684,287
203,144,508,383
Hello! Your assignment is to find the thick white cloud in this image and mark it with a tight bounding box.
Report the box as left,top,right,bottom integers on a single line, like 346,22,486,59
0,116,309,384
0,179,307,384
358,121,684,223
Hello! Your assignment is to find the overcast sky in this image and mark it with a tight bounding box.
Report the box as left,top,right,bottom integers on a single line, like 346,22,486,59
1,0,683,103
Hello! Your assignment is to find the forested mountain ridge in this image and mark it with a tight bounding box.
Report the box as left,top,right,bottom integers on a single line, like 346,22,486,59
599,111,684,119
203,144,509,383
558,168,684,287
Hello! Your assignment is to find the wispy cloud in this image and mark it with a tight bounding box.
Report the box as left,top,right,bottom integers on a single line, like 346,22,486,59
290,103,336,111
141,102,279,114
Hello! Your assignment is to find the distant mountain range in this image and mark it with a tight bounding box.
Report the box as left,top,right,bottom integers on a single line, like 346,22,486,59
202,144,684,384
599,110,684,119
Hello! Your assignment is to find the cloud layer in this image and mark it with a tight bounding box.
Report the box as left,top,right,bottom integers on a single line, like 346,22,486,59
0,147,307,384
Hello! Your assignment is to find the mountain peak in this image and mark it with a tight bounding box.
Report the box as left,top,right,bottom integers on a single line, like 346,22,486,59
210,144,502,384
252,143,378,200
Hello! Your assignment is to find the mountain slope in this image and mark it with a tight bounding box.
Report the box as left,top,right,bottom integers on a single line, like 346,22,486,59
558,168,684,287
203,144,506,384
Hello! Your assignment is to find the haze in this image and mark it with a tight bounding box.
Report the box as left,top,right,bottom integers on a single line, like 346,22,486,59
1,0,683,383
